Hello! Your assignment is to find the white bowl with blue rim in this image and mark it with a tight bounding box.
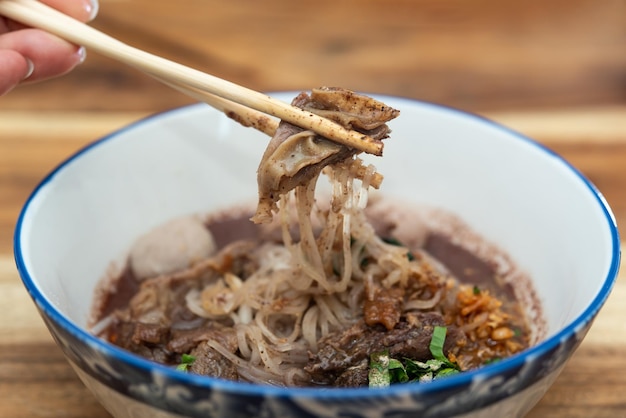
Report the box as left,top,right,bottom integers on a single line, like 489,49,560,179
14,93,619,418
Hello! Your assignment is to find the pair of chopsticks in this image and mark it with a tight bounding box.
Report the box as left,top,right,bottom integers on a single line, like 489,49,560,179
0,0,383,156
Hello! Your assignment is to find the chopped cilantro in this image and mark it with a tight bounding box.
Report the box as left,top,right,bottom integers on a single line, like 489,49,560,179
473,285,481,295
382,237,415,261
382,237,403,246
434,367,460,378
176,354,196,372
368,326,460,388
388,358,409,383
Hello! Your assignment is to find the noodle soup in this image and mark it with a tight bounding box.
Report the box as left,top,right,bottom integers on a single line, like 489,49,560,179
91,197,538,388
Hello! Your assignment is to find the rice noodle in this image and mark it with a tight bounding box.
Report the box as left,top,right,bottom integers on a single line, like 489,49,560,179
186,163,439,383
302,305,320,351
404,289,442,311
195,186,390,383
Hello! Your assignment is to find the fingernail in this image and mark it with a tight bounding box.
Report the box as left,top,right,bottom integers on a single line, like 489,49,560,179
23,57,34,80
76,46,87,64
86,0,99,21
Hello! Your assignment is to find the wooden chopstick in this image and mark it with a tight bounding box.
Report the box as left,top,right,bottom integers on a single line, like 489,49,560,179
0,0,383,156
163,78,385,188
159,78,280,137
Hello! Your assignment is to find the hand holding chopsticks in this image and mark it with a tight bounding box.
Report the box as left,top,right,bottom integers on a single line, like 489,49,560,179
0,0,384,156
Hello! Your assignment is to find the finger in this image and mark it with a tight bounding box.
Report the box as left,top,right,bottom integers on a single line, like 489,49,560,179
0,29,85,83
3,0,99,32
0,49,32,96
41,0,99,23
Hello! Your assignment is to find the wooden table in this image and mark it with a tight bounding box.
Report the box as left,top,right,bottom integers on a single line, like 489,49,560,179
1,1,625,416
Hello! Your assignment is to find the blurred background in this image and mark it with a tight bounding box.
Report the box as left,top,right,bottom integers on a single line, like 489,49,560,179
3,0,626,112
1,0,626,417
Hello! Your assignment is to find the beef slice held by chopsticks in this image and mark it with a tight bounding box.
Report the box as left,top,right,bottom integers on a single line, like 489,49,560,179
252,87,400,224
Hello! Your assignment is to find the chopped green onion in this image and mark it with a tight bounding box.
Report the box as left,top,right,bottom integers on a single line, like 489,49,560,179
176,354,196,372
473,285,481,295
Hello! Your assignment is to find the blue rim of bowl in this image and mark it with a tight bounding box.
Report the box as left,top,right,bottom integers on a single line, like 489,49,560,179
13,96,621,400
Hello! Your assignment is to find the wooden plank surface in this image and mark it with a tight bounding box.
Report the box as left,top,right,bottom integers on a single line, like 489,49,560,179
1,0,626,416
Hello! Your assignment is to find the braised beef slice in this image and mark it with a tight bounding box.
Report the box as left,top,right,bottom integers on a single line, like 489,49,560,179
103,243,259,369
107,320,172,364
333,359,369,388
168,324,238,354
132,322,169,345
188,341,239,381
108,319,241,379
305,312,465,387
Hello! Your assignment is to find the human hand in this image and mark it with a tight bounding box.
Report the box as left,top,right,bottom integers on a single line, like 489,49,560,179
0,0,98,96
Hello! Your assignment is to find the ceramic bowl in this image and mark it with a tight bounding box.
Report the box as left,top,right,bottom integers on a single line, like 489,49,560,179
14,94,620,418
